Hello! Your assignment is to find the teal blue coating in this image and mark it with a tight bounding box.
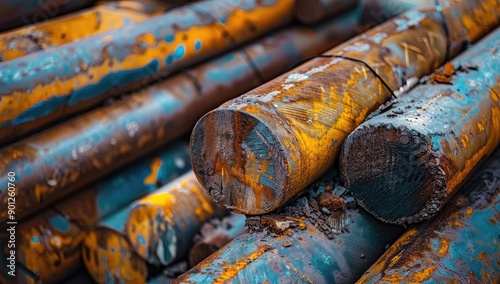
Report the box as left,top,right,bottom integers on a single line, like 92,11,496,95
176,209,403,284
0,0,292,145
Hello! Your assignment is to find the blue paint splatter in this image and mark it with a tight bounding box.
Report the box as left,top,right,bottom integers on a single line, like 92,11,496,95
174,44,186,59
9,95,67,126
165,34,175,43
68,59,160,106
194,40,202,51
49,215,70,232
166,54,174,66
31,236,40,243
137,235,146,245
110,247,115,252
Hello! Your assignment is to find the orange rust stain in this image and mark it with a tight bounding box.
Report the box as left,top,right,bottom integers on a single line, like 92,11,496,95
437,238,449,255
465,208,474,216
144,157,163,185
213,245,272,284
0,5,158,61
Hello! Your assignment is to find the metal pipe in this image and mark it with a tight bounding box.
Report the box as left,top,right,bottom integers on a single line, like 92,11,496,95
0,1,168,62
0,0,294,146
0,143,191,283
356,147,500,283
294,0,359,25
0,9,388,223
341,26,500,224
82,172,227,283
0,0,97,32
190,0,500,215
188,213,246,267
175,171,404,284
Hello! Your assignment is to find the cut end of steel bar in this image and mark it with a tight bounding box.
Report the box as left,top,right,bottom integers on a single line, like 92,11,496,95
341,123,445,224
191,109,291,215
82,228,148,284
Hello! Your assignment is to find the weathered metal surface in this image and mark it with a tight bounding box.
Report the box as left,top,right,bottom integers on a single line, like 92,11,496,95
0,0,97,32
295,0,359,25
0,1,167,62
82,172,227,283
357,147,500,284
0,11,385,223
341,27,500,224
0,143,191,283
0,0,294,146
190,0,500,215
176,169,403,284
188,213,246,267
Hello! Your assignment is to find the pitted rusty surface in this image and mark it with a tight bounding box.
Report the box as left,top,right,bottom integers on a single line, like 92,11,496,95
0,0,97,32
0,143,190,282
357,148,500,284
82,172,226,282
175,169,403,284
0,2,167,62
0,0,294,145
341,27,500,224
0,13,382,223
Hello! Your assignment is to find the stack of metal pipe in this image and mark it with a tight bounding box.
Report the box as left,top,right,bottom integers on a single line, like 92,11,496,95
0,0,498,283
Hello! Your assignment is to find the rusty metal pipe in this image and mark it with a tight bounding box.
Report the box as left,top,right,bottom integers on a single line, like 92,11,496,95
0,142,191,283
0,9,388,223
294,0,359,25
188,213,246,267
175,171,404,284
82,172,227,283
190,0,500,215
341,27,500,224
0,0,294,146
0,0,97,32
356,147,500,283
0,1,169,62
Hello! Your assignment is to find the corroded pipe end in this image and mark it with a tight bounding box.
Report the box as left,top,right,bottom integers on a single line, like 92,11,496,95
190,109,290,215
125,204,177,267
341,123,446,224
82,228,148,284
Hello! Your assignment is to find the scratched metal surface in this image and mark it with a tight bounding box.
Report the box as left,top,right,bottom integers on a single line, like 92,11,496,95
0,1,168,62
341,27,500,224
175,211,402,284
190,0,500,215
82,172,227,283
0,0,97,32
0,11,386,223
0,0,294,145
357,147,500,283
0,143,191,283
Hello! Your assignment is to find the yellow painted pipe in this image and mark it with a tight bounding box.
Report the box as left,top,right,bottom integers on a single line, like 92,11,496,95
0,1,167,62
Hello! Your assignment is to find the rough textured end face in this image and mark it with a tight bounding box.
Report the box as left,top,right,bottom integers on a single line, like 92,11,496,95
340,124,447,224
190,109,289,215
126,204,176,267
